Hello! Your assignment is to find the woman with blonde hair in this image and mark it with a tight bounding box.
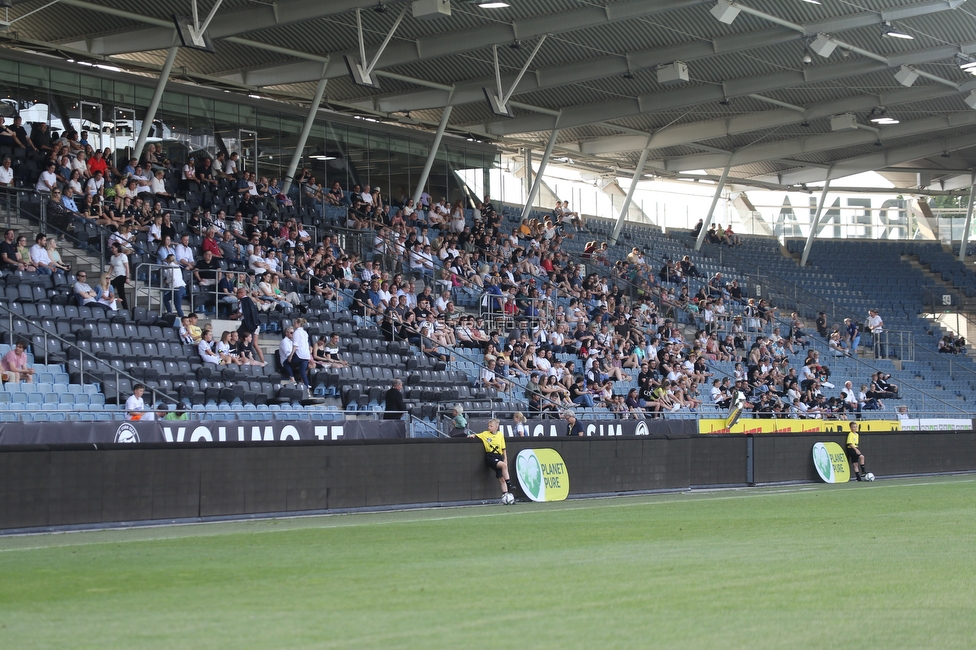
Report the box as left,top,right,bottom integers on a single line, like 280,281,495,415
513,411,529,437
45,237,70,273
96,272,119,311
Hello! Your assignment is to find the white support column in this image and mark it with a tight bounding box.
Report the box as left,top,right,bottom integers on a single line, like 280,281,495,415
522,128,559,219
957,175,976,262
411,105,453,207
524,148,532,197
281,73,329,195
694,164,731,252
133,45,179,162
801,179,833,267
611,138,653,245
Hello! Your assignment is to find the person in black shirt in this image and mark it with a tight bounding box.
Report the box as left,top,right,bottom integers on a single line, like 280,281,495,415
384,379,407,420
561,410,585,436
160,213,177,243
352,284,373,319
0,229,22,272
30,122,53,152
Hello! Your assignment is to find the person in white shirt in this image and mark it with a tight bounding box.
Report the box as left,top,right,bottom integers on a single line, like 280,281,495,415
86,171,104,197
360,185,373,205
278,327,297,383
225,152,238,177
35,161,58,193
125,383,148,420
198,330,221,364
130,165,152,194
0,157,13,187
291,318,312,390
151,170,171,198
30,233,56,275
174,234,196,271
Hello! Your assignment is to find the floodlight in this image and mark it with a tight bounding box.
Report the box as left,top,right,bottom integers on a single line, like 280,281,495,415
810,33,836,58
894,65,918,87
710,0,740,24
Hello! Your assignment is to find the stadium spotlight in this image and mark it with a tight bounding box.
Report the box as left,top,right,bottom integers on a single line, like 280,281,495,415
809,33,836,58
710,0,740,25
881,22,913,40
965,90,976,111
894,65,918,87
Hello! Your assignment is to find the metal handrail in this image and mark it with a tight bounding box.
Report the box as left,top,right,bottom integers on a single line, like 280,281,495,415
0,300,180,407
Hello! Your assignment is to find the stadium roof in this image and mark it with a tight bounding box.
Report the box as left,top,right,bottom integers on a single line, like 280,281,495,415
4,0,976,192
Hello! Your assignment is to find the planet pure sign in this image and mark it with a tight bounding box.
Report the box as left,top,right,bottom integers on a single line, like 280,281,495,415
812,442,851,483
515,449,570,502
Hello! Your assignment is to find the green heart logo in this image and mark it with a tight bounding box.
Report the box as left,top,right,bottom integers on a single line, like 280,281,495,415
517,452,543,500
813,444,833,482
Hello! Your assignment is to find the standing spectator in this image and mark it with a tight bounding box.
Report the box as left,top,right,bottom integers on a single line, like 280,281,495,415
235,287,265,365
291,318,312,393
844,317,860,356
161,254,187,317
125,383,148,420
846,421,870,482
866,309,884,358
108,241,130,311
561,410,585,436
2,340,35,383
384,379,407,420
278,326,296,382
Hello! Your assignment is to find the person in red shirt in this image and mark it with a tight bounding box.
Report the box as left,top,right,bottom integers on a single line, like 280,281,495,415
87,149,108,178
201,227,222,257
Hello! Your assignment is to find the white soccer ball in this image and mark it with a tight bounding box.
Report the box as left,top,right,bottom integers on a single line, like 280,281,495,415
501,492,516,505
865,472,875,482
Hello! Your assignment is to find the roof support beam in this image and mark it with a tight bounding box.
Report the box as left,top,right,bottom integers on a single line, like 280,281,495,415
523,127,559,220
576,80,976,156
133,45,179,162
958,177,976,262
801,179,832,267
69,0,381,55
374,0,962,113
767,132,976,186
611,136,653,245
281,71,329,195
652,109,976,174
483,44,974,137
412,105,453,208
695,163,731,252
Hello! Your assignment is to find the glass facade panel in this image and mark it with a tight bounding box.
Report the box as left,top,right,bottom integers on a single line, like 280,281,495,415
0,55,497,207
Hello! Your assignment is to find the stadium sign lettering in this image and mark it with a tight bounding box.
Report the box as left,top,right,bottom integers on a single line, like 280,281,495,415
812,442,850,483
585,423,622,437
515,449,570,502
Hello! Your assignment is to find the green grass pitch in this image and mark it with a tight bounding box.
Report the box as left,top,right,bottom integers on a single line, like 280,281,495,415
1,475,975,649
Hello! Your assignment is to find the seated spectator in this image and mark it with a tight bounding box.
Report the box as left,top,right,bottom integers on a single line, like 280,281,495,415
0,229,22,272
73,270,102,308
125,383,149,420
95,273,119,311
2,340,35,383
198,330,221,365
215,331,242,365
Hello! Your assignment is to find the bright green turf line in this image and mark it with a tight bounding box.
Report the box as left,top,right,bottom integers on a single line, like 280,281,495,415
1,476,975,649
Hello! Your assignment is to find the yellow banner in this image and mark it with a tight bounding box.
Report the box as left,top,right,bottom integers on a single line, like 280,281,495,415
813,442,851,483
699,419,901,434
515,449,569,502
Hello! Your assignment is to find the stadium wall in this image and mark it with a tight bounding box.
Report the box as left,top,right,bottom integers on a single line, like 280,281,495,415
1,432,974,531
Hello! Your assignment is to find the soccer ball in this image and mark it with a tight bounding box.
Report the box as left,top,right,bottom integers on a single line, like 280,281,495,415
865,473,875,482
501,492,516,505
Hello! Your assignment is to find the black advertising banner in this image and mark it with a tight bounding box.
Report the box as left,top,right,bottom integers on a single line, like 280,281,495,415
467,418,696,437
0,419,406,446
